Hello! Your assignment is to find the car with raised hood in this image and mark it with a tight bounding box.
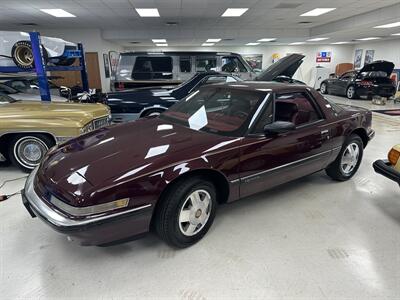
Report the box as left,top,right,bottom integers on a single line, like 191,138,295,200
373,145,400,186
0,94,111,172
320,60,396,99
22,81,374,248
0,31,77,69
107,72,241,123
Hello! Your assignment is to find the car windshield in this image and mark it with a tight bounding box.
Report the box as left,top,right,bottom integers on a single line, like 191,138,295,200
0,94,17,103
161,87,266,136
0,83,18,94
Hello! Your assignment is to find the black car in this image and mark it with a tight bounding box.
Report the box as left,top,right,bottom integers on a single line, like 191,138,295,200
107,72,241,123
320,61,396,99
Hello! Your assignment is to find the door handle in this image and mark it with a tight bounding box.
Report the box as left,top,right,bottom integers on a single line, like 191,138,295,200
321,130,329,134
321,129,330,140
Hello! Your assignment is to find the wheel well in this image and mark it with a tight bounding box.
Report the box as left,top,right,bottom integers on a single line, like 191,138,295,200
351,128,368,148
140,107,166,117
0,132,56,158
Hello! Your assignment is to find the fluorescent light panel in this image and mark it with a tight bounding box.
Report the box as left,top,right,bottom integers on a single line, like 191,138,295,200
331,41,350,44
374,21,400,28
246,42,260,46
301,8,336,17
40,9,76,17
289,42,305,45
202,43,215,46
152,39,166,43
356,37,381,41
222,8,248,17
136,8,160,17
307,37,329,42
257,38,276,42
156,43,168,47
391,33,400,36
206,39,221,43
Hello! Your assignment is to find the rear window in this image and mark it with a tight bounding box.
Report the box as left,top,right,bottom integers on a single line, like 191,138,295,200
180,56,191,72
360,71,387,78
132,56,173,80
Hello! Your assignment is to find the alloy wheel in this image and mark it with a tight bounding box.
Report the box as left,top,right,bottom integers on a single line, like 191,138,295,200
347,86,355,99
340,143,360,175
14,136,48,169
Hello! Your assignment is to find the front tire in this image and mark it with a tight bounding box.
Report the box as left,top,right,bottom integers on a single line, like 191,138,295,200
320,82,328,94
8,134,54,172
346,86,357,99
325,134,363,181
155,177,217,248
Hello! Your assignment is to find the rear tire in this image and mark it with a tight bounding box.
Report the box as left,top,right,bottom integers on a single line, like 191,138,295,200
320,82,328,94
155,177,217,248
325,134,363,181
346,86,357,99
8,134,55,173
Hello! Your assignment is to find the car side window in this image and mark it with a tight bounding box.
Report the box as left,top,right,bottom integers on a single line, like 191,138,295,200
179,56,191,73
274,92,321,127
222,56,247,73
252,101,273,134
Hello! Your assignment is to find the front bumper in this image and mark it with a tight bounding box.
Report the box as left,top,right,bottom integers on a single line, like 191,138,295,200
22,169,153,246
373,159,400,185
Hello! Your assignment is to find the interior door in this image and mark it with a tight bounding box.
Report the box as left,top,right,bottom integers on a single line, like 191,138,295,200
239,91,332,198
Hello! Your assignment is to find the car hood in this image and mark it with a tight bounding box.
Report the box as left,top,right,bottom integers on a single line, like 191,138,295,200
359,60,394,76
8,92,67,102
0,101,109,125
39,118,238,205
107,88,176,105
255,54,305,81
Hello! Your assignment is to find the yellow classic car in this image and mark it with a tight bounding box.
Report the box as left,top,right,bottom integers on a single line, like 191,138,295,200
0,94,111,172
373,144,400,186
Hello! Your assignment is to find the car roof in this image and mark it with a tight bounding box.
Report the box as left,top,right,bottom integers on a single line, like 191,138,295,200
204,81,310,93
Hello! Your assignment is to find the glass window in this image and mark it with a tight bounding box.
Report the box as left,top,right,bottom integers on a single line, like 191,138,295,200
202,76,239,85
161,87,264,136
274,92,321,126
132,56,173,80
180,56,191,73
222,56,247,73
252,101,273,134
195,57,217,72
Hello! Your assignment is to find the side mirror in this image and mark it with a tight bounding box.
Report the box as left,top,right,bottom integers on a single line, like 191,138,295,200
264,121,296,135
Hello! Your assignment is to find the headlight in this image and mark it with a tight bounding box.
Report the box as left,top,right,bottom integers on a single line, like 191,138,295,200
388,145,400,166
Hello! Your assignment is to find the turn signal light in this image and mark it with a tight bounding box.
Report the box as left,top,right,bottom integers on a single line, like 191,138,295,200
388,148,400,166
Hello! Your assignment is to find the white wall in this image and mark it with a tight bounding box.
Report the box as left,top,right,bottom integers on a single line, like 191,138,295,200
123,44,354,85
40,29,123,92
350,39,400,69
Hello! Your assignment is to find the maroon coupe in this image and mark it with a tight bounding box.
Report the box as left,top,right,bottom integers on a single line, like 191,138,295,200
22,82,374,248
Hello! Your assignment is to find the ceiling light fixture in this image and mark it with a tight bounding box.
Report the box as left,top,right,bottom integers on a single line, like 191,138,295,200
152,39,167,43
206,39,221,43
289,42,305,45
391,33,400,36
246,42,260,46
257,38,276,42
374,21,400,29
136,8,160,17
300,8,336,17
356,37,381,41
331,41,350,44
307,37,329,42
222,8,248,17
156,43,168,47
40,9,76,17
202,43,215,46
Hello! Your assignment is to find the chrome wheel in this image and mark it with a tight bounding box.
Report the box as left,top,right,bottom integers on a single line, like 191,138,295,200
320,83,327,94
14,45,33,67
341,143,360,175
347,86,355,99
178,189,212,237
14,136,48,169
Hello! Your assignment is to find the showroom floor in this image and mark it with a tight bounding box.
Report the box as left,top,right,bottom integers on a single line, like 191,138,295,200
1,95,400,300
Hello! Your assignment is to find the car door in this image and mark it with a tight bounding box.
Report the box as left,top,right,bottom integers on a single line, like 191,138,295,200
335,72,354,95
239,91,332,198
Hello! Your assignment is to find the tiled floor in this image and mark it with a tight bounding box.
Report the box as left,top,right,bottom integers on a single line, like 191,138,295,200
1,95,400,299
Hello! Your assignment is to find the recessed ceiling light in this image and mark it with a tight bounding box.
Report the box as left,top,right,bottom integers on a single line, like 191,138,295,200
246,42,260,46
222,8,248,17
374,21,400,29
40,9,76,17
156,43,168,47
307,37,329,42
152,39,167,43
289,42,305,45
356,37,381,41
300,8,336,17
331,41,350,44
206,39,221,43
257,38,276,42
136,8,160,17
202,43,215,46
391,33,400,36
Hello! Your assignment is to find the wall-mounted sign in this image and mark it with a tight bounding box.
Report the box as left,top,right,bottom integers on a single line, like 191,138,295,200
354,49,363,69
272,53,280,63
364,50,375,65
316,51,331,63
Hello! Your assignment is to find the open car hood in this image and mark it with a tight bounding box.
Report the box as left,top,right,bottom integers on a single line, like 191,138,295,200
255,54,305,81
359,60,394,76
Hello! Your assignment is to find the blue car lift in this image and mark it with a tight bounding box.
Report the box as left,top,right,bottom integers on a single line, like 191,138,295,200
0,31,89,101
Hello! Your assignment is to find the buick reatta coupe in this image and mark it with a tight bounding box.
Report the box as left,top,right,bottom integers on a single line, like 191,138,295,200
23,82,374,248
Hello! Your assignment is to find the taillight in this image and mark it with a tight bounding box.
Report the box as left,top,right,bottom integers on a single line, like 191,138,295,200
388,148,400,166
360,80,373,87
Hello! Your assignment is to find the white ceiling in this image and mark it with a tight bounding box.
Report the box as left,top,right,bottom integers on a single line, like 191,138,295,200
0,0,399,46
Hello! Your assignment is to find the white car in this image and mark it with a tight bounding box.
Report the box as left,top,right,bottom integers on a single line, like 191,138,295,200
0,31,77,69
0,83,67,102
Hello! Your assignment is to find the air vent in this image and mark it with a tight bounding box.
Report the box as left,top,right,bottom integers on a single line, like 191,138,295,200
274,3,302,9
298,21,312,24
19,23,38,26
130,41,140,44
165,21,179,26
222,38,234,41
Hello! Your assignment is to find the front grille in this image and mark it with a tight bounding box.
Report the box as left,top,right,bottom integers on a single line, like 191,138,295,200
93,117,110,129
